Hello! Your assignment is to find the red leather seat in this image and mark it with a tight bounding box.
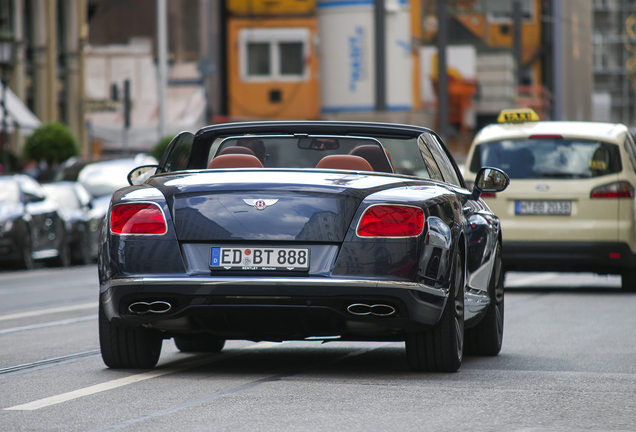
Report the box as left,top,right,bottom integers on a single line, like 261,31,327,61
207,154,264,169
315,155,374,172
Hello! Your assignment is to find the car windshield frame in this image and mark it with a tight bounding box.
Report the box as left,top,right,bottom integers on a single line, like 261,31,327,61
210,135,393,171
158,122,467,187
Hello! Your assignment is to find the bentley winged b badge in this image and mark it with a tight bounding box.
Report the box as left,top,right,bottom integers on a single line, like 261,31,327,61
243,199,279,210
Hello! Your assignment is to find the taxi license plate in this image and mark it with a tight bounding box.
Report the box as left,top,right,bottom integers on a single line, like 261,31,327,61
210,246,310,271
515,200,571,215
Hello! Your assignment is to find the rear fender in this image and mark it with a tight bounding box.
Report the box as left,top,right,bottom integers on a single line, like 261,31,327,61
99,186,186,285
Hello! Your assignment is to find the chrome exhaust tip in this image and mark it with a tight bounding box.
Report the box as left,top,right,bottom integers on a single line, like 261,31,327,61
128,301,172,314
346,303,396,317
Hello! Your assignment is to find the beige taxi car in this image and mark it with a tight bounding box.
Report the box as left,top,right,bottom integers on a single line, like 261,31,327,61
465,108,636,291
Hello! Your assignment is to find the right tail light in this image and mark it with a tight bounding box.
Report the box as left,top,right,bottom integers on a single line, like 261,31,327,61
590,181,634,199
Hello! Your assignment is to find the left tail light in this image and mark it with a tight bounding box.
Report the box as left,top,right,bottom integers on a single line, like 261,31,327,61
110,203,168,235
357,205,424,237
590,181,634,199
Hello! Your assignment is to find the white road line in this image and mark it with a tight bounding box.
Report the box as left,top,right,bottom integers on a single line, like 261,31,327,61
5,367,186,411
0,302,98,322
505,272,560,287
89,342,389,432
0,315,97,335
4,343,280,411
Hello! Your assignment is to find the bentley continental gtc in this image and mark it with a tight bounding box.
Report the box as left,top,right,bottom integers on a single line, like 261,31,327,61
98,121,509,372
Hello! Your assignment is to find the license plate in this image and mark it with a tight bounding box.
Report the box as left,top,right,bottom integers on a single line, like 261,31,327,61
515,200,571,215
210,246,310,271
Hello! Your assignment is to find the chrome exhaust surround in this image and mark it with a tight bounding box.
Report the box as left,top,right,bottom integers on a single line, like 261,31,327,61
128,301,172,314
346,303,396,317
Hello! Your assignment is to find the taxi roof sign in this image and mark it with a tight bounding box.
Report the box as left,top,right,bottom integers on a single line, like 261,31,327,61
497,108,540,123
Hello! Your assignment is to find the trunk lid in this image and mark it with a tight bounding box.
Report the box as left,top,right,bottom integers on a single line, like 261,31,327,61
149,170,409,242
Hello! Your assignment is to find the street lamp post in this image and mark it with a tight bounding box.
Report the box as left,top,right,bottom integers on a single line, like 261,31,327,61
0,29,14,174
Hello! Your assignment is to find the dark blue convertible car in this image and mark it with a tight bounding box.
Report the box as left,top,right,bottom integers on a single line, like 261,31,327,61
98,121,509,372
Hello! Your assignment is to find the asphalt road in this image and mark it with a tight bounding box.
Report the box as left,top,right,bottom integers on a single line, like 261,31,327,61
0,266,634,432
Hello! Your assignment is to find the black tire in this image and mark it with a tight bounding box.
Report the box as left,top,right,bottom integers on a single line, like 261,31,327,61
406,249,465,372
99,303,163,369
621,270,636,292
174,336,225,353
464,241,504,356
17,229,35,270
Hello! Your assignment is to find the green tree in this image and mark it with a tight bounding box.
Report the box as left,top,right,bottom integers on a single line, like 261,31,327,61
151,135,176,161
23,122,79,165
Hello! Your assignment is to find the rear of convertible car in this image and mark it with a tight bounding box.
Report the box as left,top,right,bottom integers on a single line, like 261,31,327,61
98,169,470,371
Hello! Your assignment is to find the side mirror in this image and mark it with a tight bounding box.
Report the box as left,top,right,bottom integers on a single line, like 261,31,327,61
127,165,158,186
472,167,510,200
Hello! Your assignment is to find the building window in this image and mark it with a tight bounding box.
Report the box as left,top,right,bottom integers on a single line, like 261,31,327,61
247,43,270,76
240,28,309,82
280,42,304,75
486,0,534,22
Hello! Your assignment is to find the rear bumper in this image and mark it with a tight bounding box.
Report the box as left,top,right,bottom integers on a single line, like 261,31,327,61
502,241,636,274
100,276,448,341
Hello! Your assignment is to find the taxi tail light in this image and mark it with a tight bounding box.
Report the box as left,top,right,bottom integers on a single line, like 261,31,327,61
590,181,634,199
110,203,168,235
357,205,424,237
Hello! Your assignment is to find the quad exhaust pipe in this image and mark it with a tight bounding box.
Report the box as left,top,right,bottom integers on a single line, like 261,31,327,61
347,303,396,317
128,301,172,314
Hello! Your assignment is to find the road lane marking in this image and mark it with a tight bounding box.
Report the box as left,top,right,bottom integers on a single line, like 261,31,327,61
3,343,280,411
88,342,389,431
5,342,387,413
505,272,560,287
0,315,97,335
0,302,97,322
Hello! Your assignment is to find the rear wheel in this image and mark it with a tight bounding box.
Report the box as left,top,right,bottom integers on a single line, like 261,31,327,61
99,304,163,368
465,241,504,356
174,336,225,353
406,250,465,372
621,270,636,292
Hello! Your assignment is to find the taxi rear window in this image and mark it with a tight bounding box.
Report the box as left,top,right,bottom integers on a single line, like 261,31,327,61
470,139,622,179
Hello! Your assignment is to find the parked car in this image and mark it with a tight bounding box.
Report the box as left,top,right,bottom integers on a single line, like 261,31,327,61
75,155,158,198
464,108,636,291
42,181,96,264
55,154,159,198
98,121,509,372
53,154,159,260
0,174,70,269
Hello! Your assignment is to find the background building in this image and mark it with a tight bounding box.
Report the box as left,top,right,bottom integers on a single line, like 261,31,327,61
84,0,208,155
0,0,603,164
592,0,636,128
554,0,593,122
0,0,88,161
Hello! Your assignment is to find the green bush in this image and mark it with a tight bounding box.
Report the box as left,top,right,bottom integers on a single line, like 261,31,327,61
151,135,176,161
23,122,79,165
